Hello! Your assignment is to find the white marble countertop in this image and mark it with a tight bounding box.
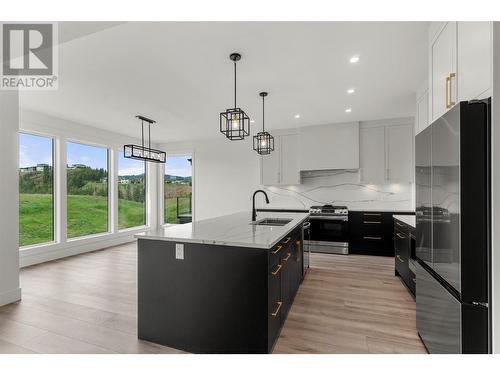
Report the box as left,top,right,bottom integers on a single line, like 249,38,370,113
135,211,309,249
393,214,416,228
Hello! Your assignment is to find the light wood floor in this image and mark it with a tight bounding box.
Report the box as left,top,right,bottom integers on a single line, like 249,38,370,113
0,242,426,354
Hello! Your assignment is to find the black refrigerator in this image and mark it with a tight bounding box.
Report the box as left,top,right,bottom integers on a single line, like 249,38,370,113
415,98,491,354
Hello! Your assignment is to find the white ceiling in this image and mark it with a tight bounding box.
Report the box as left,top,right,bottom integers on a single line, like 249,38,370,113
20,22,429,143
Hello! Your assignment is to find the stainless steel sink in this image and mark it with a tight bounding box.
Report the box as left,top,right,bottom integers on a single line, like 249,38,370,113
253,218,292,226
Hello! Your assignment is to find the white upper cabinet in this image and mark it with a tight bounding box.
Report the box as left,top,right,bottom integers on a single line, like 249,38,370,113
359,122,414,184
415,82,429,135
261,133,300,186
359,126,385,184
280,134,300,185
386,125,414,183
457,22,492,101
430,22,457,123
299,122,359,171
428,21,492,125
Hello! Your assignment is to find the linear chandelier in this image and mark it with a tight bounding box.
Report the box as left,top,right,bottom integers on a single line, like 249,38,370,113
124,115,166,163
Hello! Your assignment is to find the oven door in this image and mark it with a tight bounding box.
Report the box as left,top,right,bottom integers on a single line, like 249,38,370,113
309,217,349,254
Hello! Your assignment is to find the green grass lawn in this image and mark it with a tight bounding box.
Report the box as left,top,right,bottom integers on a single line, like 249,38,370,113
20,193,146,246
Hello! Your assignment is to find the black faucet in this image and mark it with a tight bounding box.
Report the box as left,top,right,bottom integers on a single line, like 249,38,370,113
252,190,270,222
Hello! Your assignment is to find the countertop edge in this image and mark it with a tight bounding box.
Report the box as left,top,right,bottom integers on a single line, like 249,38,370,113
135,213,309,250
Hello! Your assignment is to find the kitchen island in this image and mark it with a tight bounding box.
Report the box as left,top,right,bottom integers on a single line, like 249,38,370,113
135,212,309,354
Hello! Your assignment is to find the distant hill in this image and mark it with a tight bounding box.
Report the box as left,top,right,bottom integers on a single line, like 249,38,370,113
165,174,191,183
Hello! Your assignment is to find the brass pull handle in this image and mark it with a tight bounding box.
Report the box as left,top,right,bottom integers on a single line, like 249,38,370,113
363,213,381,216
396,233,406,239
396,255,405,263
283,237,291,244
445,75,450,108
446,73,456,109
271,301,282,317
283,252,291,261
272,264,282,276
449,73,456,107
272,245,282,255
364,221,381,224
364,236,382,240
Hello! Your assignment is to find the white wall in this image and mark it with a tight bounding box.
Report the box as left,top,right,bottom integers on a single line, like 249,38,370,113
0,91,21,306
162,137,261,221
491,22,500,354
18,109,160,267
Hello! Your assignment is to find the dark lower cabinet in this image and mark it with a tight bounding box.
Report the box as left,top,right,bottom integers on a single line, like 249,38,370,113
394,218,416,298
267,229,303,352
138,225,304,354
349,211,413,256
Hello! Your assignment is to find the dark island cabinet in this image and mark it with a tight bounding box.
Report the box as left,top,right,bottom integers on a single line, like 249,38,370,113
267,228,303,352
138,224,304,354
349,210,414,256
394,218,416,297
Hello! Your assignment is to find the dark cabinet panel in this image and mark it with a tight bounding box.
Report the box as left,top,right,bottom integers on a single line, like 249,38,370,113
349,211,412,256
394,218,415,298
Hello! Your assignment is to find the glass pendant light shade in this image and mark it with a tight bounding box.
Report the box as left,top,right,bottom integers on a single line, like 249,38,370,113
253,92,275,155
219,53,250,140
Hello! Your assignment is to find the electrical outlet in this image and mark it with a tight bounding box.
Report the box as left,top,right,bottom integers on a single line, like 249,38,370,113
175,244,184,260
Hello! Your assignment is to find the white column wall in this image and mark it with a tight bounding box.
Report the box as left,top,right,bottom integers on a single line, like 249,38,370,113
0,90,21,306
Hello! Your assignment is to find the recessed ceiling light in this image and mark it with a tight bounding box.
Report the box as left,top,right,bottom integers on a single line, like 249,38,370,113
294,114,301,119
347,88,355,94
345,108,352,113
349,55,360,63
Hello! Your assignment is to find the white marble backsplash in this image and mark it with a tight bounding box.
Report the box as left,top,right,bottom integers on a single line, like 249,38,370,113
261,169,414,211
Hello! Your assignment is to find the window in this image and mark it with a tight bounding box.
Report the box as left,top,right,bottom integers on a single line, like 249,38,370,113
118,152,146,229
164,155,192,224
19,133,54,247
67,142,109,238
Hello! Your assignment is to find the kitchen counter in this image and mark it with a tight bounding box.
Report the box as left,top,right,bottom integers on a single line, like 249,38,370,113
135,211,309,249
393,214,416,228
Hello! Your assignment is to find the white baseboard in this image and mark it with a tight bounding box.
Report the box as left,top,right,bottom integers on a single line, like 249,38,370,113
20,232,139,268
0,287,21,307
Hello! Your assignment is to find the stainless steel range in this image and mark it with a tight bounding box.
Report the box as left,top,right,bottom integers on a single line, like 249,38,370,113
307,205,349,255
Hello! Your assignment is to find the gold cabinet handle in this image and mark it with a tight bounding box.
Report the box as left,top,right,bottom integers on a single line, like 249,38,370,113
446,73,456,109
364,220,381,224
271,301,282,317
396,233,406,239
445,75,450,108
364,236,382,240
283,252,291,261
283,237,291,244
272,264,282,276
363,213,381,216
272,245,282,255
449,73,456,107
396,255,405,263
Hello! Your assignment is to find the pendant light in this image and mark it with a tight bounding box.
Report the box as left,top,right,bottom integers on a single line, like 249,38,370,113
219,53,250,140
124,115,166,163
253,92,274,155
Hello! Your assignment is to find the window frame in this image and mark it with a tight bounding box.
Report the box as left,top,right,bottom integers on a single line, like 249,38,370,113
117,150,148,231
18,131,57,248
162,151,195,226
65,139,111,240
